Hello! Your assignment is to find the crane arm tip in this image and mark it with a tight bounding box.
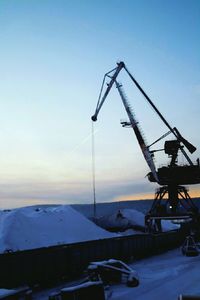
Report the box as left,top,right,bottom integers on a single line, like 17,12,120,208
91,115,97,122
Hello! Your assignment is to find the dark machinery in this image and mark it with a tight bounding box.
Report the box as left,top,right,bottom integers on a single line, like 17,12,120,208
181,234,199,257
91,61,200,232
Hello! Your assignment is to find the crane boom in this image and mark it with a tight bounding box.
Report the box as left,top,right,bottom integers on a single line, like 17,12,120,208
91,61,198,185
115,81,159,182
91,62,196,164
91,62,125,122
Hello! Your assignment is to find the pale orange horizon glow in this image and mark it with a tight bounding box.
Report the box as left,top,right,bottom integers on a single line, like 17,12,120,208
115,186,200,201
115,192,155,201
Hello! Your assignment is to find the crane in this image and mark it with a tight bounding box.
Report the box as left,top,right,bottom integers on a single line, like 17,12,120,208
114,80,158,183
91,61,200,231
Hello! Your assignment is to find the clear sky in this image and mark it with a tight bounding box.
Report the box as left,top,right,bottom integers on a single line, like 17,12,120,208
0,0,199,208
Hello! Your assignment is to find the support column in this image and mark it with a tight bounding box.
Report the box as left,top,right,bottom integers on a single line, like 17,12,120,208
168,184,178,213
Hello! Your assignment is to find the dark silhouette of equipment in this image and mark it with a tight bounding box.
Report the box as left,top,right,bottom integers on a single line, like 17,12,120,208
88,259,139,287
91,61,200,232
182,234,199,257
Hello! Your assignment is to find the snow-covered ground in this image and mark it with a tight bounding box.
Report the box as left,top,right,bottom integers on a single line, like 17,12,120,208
0,204,179,253
0,203,180,252
0,205,116,252
0,202,198,299
111,248,200,299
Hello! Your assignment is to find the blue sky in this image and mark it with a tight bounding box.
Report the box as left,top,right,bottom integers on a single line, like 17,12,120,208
0,0,199,208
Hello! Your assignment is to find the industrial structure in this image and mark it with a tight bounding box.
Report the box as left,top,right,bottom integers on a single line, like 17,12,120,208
91,61,200,232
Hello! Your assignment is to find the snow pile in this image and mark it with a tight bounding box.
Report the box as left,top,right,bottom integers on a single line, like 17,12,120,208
121,209,145,227
96,209,178,232
122,209,178,232
0,205,116,253
96,210,130,231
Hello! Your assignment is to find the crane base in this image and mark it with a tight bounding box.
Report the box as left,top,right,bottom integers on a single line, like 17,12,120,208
145,185,198,232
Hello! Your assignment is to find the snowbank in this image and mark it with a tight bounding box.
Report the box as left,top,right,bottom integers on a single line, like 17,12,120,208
96,209,178,232
122,209,179,232
0,205,116,253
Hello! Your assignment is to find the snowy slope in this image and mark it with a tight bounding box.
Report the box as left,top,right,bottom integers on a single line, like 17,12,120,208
0,205,116,253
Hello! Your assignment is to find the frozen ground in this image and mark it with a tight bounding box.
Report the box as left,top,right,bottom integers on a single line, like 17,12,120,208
111,248,200,299
30,248,200,300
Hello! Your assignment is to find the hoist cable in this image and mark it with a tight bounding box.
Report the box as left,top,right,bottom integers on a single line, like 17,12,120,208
91,121,96,218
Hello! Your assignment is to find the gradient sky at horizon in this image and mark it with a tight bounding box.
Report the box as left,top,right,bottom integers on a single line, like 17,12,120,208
0,0,200,209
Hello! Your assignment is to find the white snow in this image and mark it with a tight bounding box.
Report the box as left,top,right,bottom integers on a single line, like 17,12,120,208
0,203,179,254
32,248,200,300
97,208,178,232
122,208,179,231
0,201,198,299
110,248,200,300
0,205,116,253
